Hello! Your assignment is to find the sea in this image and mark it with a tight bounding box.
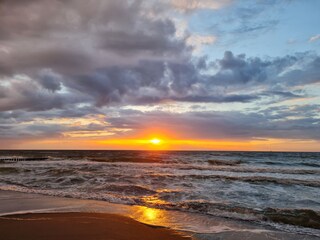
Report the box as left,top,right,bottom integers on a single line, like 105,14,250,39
0,150,319,237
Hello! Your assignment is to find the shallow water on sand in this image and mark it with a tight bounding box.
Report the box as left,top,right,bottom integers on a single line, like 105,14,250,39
0,190,319,240
0,150,319,237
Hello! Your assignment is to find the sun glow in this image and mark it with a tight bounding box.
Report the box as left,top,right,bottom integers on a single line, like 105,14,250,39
130,205,168,226
143,208,158,221
149,138,162,145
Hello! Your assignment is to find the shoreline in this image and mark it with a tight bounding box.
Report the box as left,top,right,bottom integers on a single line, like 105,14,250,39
0,190,192,240
0,190,319,240
0,212,190,240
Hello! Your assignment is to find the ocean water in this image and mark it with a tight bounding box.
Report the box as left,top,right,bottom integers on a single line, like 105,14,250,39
0,150,319,236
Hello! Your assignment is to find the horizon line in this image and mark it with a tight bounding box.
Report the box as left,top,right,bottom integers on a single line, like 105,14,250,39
0,149,319,153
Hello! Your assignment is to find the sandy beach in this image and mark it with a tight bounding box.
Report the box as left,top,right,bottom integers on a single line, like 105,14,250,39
0,190,193,240
0,212,190,240
1,190,319,240
0,190,189,240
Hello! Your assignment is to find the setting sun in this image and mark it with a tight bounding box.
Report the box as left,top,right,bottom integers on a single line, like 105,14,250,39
150,138,162,145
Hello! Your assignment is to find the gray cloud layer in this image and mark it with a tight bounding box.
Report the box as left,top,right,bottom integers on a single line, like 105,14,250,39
0,0,319,143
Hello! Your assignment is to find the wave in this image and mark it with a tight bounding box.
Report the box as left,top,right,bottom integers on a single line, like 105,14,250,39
175,164,320,175
262,208,320,229
89,157,160,163
44,168,79,176
146,173,320,187
1,150,320,237
53,176,87,185
225,176,320,188
208,159,242,166
1,184,320,236
161,200,320,230
0,167,19,174
302,162,320,168
95,184,157,195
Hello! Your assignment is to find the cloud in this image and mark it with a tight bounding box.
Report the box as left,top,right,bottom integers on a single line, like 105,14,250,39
37,69,62,92
170,0,233,11
0,0,319,146
82,105,320,141
207,1,280,42
97,19,187,56
286,39,297,45
309,34,320,43
2,103,319,142
210,51,320,88
232,20,278,35
1,50,318,113
0,0,190,77
212,51,269,84
0,74,87,112
186,34,216,52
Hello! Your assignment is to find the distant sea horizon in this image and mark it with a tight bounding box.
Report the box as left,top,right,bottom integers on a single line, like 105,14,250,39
1,149,319,153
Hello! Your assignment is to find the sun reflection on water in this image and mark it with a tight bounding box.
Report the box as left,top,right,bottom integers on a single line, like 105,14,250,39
143,208,158,221
130,205,168,226
126,192,173,225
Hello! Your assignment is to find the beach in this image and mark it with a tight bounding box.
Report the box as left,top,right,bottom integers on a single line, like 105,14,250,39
0,212,190,240
0,190,190,240
1,190,320,240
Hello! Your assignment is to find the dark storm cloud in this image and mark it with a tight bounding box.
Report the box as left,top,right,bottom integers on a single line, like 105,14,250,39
62,58,265,106
1,50,318,113
0,106,101,127
0,0,188,74
37,69,62,92
279,55,320,87
0,0,74,40
170,94,260,103
98,19,187,56
211,51,269,84
0,61,12,76
0,76,90,112
0,46,94,76
210,51,320,87
26,48,92,74
1,0,317,110
64,51,319,107
0,108,105,139
123,94,260,105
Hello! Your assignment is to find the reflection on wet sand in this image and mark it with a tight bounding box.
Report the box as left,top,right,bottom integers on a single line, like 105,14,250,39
2,191,318,240
130,206,168,226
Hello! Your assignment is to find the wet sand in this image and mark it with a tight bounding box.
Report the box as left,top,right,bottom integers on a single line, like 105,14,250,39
0,212,190,240
0,190,319,240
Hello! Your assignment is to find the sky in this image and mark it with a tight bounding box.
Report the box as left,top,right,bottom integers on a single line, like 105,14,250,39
0,0,319,151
